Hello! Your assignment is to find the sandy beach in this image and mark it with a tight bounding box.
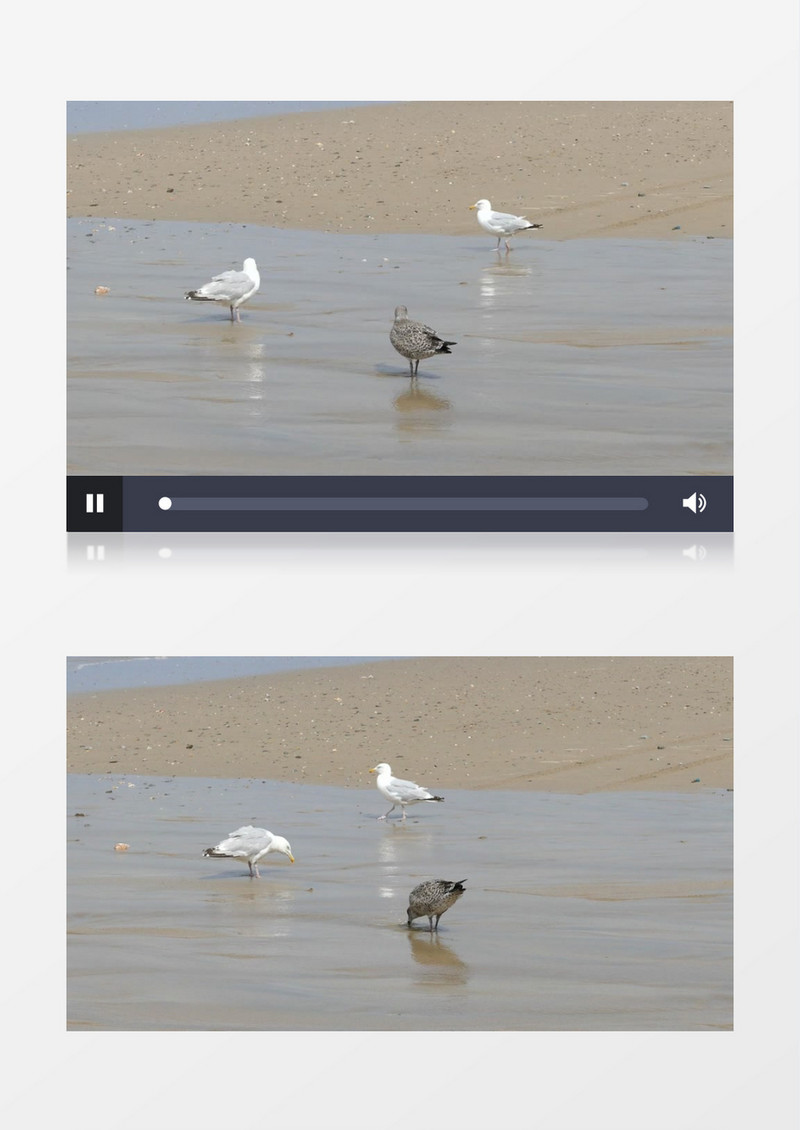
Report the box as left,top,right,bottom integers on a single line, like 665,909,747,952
67,656,733,791
67,101,732,240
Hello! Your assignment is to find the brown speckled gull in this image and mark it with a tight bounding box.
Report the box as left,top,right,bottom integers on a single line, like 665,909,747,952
407,879,467,931
390,305,456,377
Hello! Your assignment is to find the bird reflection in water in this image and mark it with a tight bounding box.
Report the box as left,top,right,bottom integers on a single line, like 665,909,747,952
393,382,452,434
406,929,469,987
242,341,269,411
206,879,297,939
208,338,270,415
479,262,532,303
377,826,435,867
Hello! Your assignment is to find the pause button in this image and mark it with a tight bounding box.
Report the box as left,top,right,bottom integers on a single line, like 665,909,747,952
67,478,122,531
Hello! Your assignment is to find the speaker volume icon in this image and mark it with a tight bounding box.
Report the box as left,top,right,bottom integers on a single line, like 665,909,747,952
682,492,707,514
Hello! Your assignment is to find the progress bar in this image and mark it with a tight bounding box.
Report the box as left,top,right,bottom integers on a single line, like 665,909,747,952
158,496,649,512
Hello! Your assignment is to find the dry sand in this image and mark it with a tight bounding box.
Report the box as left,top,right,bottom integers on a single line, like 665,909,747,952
67,101,732,240
67,657,733,792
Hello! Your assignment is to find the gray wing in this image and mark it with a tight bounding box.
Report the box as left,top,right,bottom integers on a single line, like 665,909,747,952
198,269,254,301
217,826,270,854
489,209,527,229
387,775,434,801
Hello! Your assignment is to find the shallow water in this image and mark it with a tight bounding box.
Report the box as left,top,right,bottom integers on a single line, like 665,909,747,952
67,219,731,476
66,101,390,134
66,655,388,695
67,774,732,1030
67,100,393,133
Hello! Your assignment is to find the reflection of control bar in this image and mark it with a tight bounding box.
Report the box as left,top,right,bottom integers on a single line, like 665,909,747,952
160,496,649,512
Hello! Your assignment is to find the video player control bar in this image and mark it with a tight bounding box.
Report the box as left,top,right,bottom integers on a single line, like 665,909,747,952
66,475,733,532
159,496,649,512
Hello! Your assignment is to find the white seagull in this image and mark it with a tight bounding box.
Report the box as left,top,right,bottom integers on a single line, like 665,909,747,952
470,199,542,251
203,825,294,877
370,762,444,821
185,257,260,321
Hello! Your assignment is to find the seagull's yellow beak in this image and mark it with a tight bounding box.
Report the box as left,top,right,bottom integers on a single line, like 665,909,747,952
369,767,376,773
289,855,295,863
469,204,477,210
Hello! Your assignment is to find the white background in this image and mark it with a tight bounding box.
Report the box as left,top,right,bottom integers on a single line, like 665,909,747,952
4,2,799,1127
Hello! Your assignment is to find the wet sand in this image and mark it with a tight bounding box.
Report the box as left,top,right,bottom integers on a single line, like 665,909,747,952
67,102,732,240
67,774,732,1031
67,657,733,792
67,218,731,476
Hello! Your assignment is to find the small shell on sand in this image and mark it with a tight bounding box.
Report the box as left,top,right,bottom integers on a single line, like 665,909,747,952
95,285,110,295
114,843,130,851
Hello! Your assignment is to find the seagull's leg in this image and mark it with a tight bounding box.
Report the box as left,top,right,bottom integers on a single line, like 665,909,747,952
408,360,414,377
429,916,435,932
254,863,260,878
378,803,395,821
248,861,255,877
